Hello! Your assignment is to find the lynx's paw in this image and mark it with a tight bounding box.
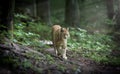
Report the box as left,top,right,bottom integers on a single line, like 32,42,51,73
63,56,67,60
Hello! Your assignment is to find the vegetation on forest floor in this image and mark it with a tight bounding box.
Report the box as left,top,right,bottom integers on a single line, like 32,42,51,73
12,14,120,67
0,0,120,73
0,13,119,74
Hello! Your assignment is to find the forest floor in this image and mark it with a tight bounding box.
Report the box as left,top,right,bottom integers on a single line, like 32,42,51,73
0,43,120,74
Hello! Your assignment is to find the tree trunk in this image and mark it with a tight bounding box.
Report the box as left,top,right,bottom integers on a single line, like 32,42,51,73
65,0,80,26
105,0,114,20
33,0,37,17
0,0,15,43
37,0,51,25
115,0,120,30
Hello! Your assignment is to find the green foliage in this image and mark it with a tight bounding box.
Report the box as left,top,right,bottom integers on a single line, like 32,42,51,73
13,13,119,65
57,64,66,72
46,54,55,64
22,59,33,68
107,57,120,65
27,22,51,40
13,14,51,47
25,52,43,61
68,28,116,64
14,13,30,19
0,55,16,65
13,23,40,46
104,19,116,26
69,28,112,50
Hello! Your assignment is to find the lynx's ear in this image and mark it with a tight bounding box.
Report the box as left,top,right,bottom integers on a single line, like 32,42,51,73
61,28,64,32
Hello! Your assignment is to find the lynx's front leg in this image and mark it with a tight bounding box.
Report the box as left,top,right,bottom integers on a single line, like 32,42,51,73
62,41,67,60
62,48,67,60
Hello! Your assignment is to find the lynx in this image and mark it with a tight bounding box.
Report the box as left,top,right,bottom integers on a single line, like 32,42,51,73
52,25,70,60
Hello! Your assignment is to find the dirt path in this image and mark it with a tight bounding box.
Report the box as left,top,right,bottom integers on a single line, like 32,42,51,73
43,48,120,74
0,44,120,74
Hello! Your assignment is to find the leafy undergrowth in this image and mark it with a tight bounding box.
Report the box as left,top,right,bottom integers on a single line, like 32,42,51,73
68,28,120,66
13,14,120,66
5,13,119,73
0,44,120,74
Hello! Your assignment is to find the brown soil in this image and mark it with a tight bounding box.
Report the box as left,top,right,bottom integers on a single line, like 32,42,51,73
0,45,120,74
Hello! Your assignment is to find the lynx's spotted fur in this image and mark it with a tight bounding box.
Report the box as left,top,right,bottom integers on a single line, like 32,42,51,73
52,25,70,60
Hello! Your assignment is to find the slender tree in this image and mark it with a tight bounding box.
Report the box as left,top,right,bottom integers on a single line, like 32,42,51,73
115,0,120,30
0,0,15,43
33,0,37,17
105,0,120,48
65,0,80,26
37,0,51,25
105,0,114,20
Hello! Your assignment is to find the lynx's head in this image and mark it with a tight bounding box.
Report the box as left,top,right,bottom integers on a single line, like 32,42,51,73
61,27,70,39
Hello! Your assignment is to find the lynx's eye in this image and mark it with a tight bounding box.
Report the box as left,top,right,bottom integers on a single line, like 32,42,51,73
64,34,68,39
